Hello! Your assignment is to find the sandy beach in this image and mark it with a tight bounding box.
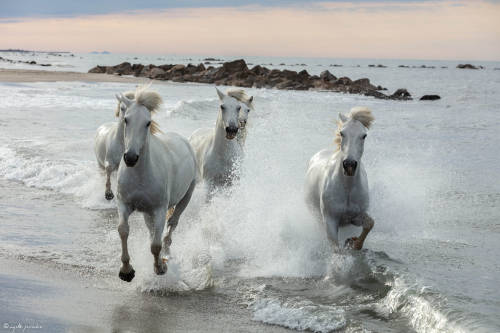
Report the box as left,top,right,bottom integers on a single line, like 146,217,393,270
0,68,151,83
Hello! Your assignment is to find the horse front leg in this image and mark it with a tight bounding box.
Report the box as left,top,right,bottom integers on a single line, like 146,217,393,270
117,202,134,282
104,163,114,200
324,214,340,250
146,207,168,275
347,213,374,250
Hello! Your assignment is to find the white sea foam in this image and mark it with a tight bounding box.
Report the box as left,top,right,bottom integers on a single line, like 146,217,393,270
252,297,346,333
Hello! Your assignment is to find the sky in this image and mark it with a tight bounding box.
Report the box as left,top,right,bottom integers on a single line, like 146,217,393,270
1,0,499,60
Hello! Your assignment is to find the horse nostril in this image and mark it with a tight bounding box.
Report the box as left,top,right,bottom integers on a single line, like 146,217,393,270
343,160,358,170
226,126,238,134
124,152,139,166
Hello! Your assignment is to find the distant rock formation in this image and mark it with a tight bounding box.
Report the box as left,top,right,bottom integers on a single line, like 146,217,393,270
420,95,441,101
0,56,51,67
457,64,483,69
88,59,413,100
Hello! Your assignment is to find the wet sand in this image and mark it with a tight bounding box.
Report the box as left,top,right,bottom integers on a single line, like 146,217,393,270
0,256,294,333
0,68,150,83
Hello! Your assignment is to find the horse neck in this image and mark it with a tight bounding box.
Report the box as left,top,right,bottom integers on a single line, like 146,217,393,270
115,119,125,143
213,111,238,158
331,149,359,189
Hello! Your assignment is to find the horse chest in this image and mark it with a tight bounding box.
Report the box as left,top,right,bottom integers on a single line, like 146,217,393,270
118,174,166,211
322,182,366,217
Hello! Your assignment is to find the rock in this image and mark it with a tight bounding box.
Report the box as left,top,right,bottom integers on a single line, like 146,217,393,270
88,66,107,73
149,67,166,79
335,77,352,85
320,70,336,81
391,88,412,100
420,94,441,101
457,64,479,69
352,78,376,90
87,59,413,101
222,59,248,73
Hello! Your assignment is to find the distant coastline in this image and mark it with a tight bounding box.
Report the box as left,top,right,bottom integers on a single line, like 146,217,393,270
0,48,71,53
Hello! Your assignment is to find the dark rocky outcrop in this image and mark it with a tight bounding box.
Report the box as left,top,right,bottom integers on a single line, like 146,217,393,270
457,64,483,69
420,95,441,101
88,59,413,100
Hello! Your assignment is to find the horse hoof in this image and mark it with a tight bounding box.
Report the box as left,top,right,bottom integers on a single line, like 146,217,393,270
119,268,135,282
345,237,363,250
154,263,167,275
105,191,114,201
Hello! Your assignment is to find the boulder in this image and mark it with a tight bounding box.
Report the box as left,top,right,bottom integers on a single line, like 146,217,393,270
419,94,441,101
149,67,166,79
88,66,107,73
113,62,133,75
391,88,412,100
352,78,376,90
320,70,336,81
335,77,352,85
457,64,479,69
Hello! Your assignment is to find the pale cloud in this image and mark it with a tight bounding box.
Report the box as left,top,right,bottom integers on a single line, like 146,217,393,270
1,1,499,60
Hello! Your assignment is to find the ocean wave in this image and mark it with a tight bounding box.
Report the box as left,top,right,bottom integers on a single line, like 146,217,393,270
0,145,114,209
252,296,346,333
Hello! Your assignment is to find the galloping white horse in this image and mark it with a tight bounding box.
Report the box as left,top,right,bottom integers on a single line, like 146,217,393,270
94,90,135,200
189,88,246,191
226,89,254,148
305,107,375,250
115,88,197,282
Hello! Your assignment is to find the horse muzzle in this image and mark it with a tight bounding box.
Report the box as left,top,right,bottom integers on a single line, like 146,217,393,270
343,159,358,177
225,126,238,140
123,152,139,167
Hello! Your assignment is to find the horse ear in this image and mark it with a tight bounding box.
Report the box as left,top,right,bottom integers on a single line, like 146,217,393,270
116,93,132,107
215,87,225,101
338,112,348,123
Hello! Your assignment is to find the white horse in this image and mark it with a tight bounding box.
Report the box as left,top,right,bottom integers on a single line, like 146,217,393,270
189,88,244,191
115,88,197,282
227,89,254,148
94,90,135,200
304,107,375,250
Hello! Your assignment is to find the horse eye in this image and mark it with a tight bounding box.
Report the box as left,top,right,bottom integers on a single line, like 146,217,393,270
221,105,226,110
237,105,241,111
146,121,151,127
340,132,344,137
362,134,367,139
124,118,128,124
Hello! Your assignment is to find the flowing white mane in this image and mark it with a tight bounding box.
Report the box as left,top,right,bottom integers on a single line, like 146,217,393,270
135,86,163,114
334,107,374,149
116,85,162,135
227,89,254,110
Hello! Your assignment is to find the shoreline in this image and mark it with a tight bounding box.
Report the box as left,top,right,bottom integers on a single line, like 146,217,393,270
0,255,291,333
0,68,153,83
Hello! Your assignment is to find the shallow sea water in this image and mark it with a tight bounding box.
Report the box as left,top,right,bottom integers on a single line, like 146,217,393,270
0,54,500,332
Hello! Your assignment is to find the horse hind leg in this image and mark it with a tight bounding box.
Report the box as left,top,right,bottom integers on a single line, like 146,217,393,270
104,164,114,200
163,181,196,255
